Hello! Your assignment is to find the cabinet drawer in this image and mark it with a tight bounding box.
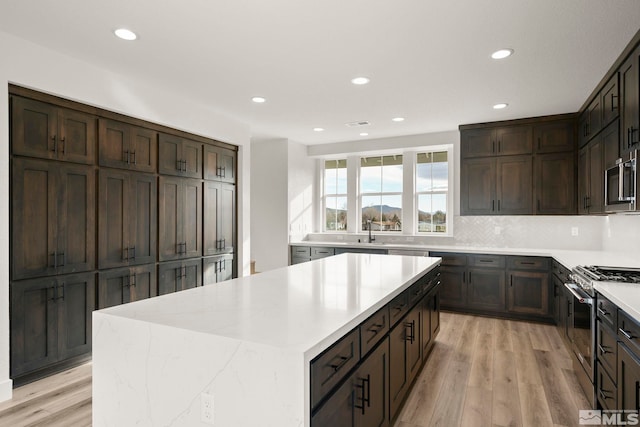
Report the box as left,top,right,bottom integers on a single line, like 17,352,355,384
389,291,410,327
407,281,424,308
507,256,549,271
597,294,618,331
422,269,441,294
552,260,571,283
469,255,505,269
360,306,389,358
597,361,617,411
310,328,360,409
618,310,640,357
597,320,618,379
310,247,335,259
290,256,310,265
429,252,467,267
291,246,311,256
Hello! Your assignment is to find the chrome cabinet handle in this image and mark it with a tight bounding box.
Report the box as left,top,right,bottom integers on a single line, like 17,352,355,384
620,328,633,340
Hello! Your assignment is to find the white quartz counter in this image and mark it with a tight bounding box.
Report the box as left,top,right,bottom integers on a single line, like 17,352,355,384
92,254,440,427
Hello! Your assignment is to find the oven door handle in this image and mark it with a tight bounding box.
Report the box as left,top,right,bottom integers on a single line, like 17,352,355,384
564,283,594,305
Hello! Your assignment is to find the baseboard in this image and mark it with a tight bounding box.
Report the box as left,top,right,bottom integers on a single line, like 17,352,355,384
0,378,13,402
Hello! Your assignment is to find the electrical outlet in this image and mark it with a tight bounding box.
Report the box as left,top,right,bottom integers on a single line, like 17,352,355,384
571,227,579,236
201,393,214,425
494,226,501,235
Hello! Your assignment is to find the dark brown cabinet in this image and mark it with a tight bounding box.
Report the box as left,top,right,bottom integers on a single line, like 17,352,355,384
534,152,576,215
203,181,236,256
617,343,640,418
12,158,95,280
468,267,506,312
507,270,550,316
97,264,156,309
460,157,495,215
202,254,234,285
204,144,236,184
10,272,95,377
389,304,421,420
159,133,202,178
461,126,532,158
578,138,603,214
98,118,157,173
620,46,640,156
99,170,157,269
602,73,620,128
158,258,202,295
535,119,576,153
11,96,96,165
159,177,202,261
580,96,602,144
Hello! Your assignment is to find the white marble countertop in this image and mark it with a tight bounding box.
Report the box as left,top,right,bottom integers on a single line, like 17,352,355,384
595,282,640,324
98,253,440,360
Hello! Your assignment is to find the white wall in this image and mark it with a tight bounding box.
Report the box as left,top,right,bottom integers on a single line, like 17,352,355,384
0,30,252,401
288,141,315,241
603,215,640,254
250,139,289,272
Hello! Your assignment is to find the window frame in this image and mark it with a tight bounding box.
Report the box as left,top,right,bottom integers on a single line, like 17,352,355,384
322,159,348,232
415,149,451,235
358,155,404,233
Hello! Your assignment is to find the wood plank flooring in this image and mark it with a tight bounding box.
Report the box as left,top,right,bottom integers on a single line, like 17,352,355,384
0,312,590,427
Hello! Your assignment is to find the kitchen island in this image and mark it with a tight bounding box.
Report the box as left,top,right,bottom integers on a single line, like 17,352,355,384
92,253,441,427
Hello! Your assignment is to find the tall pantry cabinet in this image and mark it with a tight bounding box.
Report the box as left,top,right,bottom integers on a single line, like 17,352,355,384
9,86,238,384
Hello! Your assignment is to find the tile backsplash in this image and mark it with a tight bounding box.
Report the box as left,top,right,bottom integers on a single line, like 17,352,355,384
305,215,607,251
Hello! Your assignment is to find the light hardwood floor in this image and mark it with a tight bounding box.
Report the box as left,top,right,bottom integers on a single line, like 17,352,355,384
0,312,590,427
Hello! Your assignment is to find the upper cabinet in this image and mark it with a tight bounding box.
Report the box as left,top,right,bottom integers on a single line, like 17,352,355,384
620,46,640,157
98,118,157,173
460,116,576,216
601,73,620,128
204,144,236,184
158,133,202,178
11,96,96,165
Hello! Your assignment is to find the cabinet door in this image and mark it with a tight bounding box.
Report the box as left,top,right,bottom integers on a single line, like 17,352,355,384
10,277,58,376
496,155,532,214
158,261,182,295
618,343,640,421
182,179,203,259
588,137,604,213
58,108,96,165
219,183,236,252
12,158,58,279
578,145,589,215
216,255,234,283
602,119,620,168
99,170,130,269
11,96,58,160
461,128,494,158
202,256,217,286
534,120,575,154
496,126,532,155
587,97,602,140
129,264,156,302
355,338,390,427
204,145,236,183
602,73,619,127
129,173,157,266
158,176,183,261
182,140,203,179
129,127,157,173
98,118,130,169
421,295,432,358
430,286,440,338
181,258,202,291
56,163,96,275
389,321,409,419
310,376,354,427
203,181,220,256
405,306,422,384
467,268,505,311
57,272,95,360
460,158,496,215
98,268,130,309
579,111,589,148
507,271,550,316
620,48,640,156
439,266,467,309
158,133,183,176
535,152,576,215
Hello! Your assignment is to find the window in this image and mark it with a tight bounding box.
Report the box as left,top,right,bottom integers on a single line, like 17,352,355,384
416,151,448,233
360,155,403,232
324,159,347,231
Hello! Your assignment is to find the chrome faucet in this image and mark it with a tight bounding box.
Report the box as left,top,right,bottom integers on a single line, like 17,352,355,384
367,220,376,243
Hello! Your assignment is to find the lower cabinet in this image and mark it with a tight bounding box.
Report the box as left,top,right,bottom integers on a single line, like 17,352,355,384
467,267,505,312
203,254,234,285
311,337,390,427
617,342,640,419
158,258,202,295
98,264,156,309
506,270,550,316
11,272,95,378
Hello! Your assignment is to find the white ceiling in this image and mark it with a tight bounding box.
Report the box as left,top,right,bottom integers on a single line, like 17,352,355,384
1,0,640,145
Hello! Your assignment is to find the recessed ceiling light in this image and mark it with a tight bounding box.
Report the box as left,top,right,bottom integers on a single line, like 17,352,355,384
392,117,405,122
351,77,370,85
251,96,266,103
493,103,509,109
114,28,137,41
360,132,369,137
313,127,324,132
491,49,514,60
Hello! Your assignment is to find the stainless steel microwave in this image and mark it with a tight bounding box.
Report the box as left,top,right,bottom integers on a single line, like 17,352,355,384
605,149,637,213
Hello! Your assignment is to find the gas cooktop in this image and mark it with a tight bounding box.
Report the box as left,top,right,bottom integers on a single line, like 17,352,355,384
575,265,640,284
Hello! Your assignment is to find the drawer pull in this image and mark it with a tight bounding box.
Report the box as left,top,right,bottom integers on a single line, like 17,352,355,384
354,374,371,414
329,355,352,372
479,259,493,263
519,261,535,265
619,328,634,340
599,389,611,400
367,323,385,334
404,321,415,343
598,344,609,355
598,307,609,317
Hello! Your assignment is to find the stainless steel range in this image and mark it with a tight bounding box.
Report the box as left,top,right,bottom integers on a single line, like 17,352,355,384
566,265,640,408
